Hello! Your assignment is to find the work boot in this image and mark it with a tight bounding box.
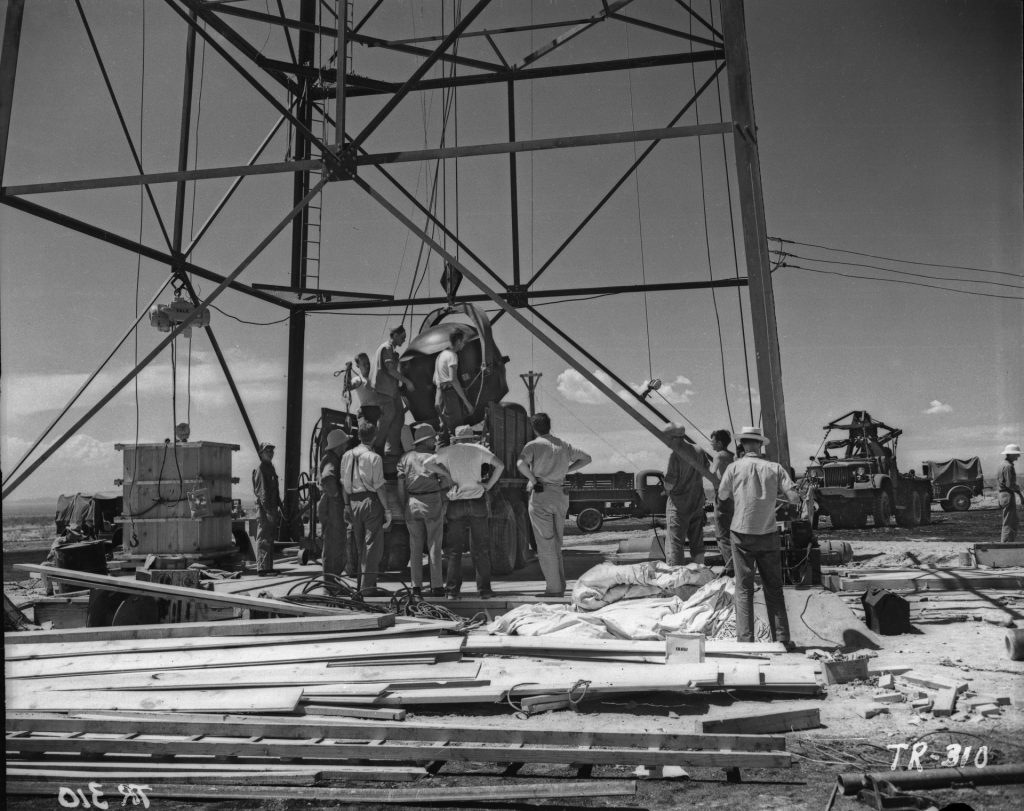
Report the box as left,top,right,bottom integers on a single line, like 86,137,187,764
412,587,423,601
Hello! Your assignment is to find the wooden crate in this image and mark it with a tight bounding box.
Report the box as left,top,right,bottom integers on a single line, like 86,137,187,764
116,442,239,559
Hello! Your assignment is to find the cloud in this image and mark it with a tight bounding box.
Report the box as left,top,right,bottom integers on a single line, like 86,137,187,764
556,369,695,406
924,400,953,415
649,375,693,405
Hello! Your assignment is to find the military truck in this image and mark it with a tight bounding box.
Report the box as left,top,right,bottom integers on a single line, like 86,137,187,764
922,456,984,512
804,411,932,529
566,470,667,532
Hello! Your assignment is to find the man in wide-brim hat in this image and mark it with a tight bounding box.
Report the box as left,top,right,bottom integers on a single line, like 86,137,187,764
997,443,1023,543
397,423,448,599
717,426,801,647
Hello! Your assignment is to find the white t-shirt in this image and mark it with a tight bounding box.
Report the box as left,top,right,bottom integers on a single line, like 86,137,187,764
433,348,458,386
426,443,497,501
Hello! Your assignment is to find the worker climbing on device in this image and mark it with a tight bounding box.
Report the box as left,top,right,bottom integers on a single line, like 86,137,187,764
342,352,382,425
318,428,350,583
717,426,800,648
434,328,473,447
425,424,504,599
518,412,593,597
252,442,282,576
662,423,708,567
369,325,415,458
340,422,392,596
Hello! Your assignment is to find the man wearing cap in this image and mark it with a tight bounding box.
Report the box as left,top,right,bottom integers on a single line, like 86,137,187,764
997,443,1023,543
517,412,592,597
252,442,282,576
398,423,449,598
662,423,709,567
425,425,504,599
434,329,472,446
340,422,392,596
717,426,800,646
369,325,415,458
318,429,350,582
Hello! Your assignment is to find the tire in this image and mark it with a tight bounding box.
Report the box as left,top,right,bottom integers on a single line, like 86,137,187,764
1006,628,1024,662
896,491,921,528
872,490,891,528
920,497,932,525
576,507,604,533
949,491,972,512
829,510,847,530
939,501,953,513
850,511,868,529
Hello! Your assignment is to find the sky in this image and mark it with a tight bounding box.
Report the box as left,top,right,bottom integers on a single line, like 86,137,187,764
1,0,1022,504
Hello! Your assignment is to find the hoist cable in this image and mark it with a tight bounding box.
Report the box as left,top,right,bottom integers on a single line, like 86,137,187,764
689,13,734,435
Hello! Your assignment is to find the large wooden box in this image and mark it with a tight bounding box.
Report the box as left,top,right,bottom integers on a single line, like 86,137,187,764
116,441,239,559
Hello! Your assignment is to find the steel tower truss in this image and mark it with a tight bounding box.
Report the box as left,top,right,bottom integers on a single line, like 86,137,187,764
0,0,788,513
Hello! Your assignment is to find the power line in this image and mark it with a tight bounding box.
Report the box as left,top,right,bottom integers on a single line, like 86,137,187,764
209,304,291,325
771,236,1020,279
778,262,1024,301
771,249,1024,291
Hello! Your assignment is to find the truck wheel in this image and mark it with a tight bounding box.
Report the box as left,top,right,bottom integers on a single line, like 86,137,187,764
939,500,953,512
896,491,921,528
872,491,891,528
576,507,604,533
949,491,972,512
850,511,868,529
829,510,847,530
920,497,932,525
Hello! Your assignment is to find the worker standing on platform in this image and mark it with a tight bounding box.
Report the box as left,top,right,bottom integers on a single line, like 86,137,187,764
397,423,449,599
343,352,382,425
997,443,1022,543
425,425,504,599
369,325,415,458
340,422,392,596
434,329,472,446
318,429,350,583
662,423,707,567
517,412,592,597
717,426,800,648
252,442,282,576
710,429,736,576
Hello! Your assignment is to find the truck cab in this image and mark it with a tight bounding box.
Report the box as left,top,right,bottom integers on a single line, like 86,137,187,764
567,469,666,532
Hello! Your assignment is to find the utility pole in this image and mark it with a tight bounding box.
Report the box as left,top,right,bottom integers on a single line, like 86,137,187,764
520,371,542,416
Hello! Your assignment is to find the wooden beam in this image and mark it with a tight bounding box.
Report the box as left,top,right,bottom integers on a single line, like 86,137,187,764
5,686,302,714
701,707,822,734
13,563,345,617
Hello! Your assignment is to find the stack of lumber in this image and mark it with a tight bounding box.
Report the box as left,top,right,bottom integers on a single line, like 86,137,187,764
824,566,1024,593
859,669,1013,722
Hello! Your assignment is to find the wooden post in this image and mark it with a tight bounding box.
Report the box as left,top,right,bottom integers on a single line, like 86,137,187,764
720,0,790,469
0,0,25,184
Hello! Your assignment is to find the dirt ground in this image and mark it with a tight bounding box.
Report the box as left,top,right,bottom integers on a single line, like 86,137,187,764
5,503,1024,810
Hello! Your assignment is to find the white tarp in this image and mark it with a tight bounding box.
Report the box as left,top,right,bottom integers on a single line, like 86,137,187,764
571,561,716,611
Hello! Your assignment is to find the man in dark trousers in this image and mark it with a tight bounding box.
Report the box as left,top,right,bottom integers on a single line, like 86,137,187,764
662,423,708,566
252,442,282,576
318,429,350,582
717,426,800,647
425,424,504,599
710,428,736,575
369,325,415,458
998,443,1022,542
340,422,392,596
433,329,473,446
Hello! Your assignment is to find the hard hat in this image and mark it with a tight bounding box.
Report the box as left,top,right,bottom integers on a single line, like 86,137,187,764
325,429,348,451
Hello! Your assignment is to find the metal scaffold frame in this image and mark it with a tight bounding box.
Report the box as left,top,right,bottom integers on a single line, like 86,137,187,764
0,0,789,522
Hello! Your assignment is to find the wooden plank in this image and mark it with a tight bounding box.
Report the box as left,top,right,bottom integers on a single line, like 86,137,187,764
5,733,792,768
6,636,464,679
298,705,407,721
5,759,422,778
7,711,787,752
5,768,321,786
972,543,1024,569
5,686,302,713
897,673,969,694
717,662,763,688
933,688,958,717
5,779,639,804
701,707,821,735
13,563,345,617
4,613,410,646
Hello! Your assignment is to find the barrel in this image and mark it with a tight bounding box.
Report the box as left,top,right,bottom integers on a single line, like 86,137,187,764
54,540,107,594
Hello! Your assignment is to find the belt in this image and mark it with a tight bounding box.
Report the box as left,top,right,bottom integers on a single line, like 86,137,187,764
409,489,442,496
349,492,374,501
439,382,455,390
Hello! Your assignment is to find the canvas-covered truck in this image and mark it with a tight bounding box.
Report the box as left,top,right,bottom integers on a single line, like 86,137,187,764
922,457,984,512
804,411,932,529
567,470,667,532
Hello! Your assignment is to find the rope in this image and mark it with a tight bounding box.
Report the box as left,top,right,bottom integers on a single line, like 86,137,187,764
689,12,734,434
623,26,654,381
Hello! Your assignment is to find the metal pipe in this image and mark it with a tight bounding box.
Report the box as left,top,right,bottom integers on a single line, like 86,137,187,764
838,764,1024,796
172,13,198,254
0,0,25,185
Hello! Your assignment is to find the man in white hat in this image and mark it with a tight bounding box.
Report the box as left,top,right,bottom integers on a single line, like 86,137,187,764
717,426,800,647
997,443,1022,542
340,422,393,596
661,423,709,567
252,442,282,576
318,428,350,581
398,423,449,598
425,424,504,599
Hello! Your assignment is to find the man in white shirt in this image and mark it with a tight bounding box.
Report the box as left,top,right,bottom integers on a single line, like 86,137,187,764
342,352,381,425
424,425,504,599
433,329,472,446
340,422,393,596
517,412,592,597
717,426,800,647
369,325,415,458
